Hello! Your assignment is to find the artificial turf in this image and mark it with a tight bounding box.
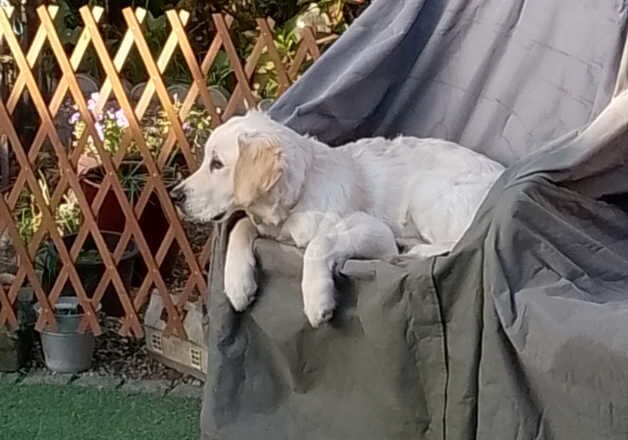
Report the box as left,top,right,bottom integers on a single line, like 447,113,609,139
0,383,200,440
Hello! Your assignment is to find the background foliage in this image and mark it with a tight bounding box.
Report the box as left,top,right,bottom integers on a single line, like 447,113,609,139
45,0,371,94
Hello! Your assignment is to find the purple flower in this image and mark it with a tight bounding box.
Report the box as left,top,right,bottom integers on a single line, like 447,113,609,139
87,92,102,117
182,122,191,133
87,99,96,113
68,112,80,125
114,109,129,128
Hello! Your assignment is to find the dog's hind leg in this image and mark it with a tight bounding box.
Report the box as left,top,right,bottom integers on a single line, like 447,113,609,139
301,212,398,327
396,237,422,253
407,242,455,258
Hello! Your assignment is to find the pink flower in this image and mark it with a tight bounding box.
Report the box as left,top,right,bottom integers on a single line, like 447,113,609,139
114,109,129,128
87,92,100,117
68,112,80,125
182,122,191,133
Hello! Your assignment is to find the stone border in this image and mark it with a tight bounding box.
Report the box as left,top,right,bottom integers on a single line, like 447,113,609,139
0,369,202,400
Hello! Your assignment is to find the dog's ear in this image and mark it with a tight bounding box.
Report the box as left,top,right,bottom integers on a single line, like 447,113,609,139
233,132,283,207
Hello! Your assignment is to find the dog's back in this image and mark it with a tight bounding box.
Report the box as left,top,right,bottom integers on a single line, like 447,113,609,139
323,136,504,243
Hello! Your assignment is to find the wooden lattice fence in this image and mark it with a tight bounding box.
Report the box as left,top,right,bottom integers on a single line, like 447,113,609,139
0,5,324,339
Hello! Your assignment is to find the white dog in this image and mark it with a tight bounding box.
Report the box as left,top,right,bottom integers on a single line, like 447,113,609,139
171,111,504,327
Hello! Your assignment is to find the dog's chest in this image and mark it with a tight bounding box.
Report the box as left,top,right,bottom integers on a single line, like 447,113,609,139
249,216,281,239
251,211,330,249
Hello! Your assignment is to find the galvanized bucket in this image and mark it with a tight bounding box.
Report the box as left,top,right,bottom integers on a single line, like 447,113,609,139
35,297,97,373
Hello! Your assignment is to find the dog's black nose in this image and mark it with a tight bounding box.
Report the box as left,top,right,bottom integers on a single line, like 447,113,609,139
170,186,185,206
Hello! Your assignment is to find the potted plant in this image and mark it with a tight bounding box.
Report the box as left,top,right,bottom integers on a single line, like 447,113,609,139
69,93,210,285
79,159,176,286
14,172,138,317
1,175,68,373
35,231,139,317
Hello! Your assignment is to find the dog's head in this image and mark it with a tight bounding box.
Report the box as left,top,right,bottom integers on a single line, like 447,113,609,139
170,116,242,223
171,112,307,225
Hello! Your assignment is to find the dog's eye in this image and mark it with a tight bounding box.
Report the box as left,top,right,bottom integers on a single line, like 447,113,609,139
210,158,224,172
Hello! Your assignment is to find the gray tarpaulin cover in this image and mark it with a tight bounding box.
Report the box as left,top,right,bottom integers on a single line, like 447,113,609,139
201,1,628,439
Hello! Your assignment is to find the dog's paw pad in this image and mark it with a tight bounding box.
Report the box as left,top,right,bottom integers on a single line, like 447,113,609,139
228,291,255,312
304,299,335,328
303,276,336,327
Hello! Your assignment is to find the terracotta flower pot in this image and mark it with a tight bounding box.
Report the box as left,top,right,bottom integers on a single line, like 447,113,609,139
79,162,178,287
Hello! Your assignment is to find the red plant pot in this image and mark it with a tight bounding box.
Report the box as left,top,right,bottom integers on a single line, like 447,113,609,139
79,173,178,289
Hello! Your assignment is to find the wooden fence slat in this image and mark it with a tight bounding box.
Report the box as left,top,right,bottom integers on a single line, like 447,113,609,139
0,210,18,327
35,6,148,336
123,9,193,164
257,18,291,94
288,27,321,80
289,42,309,80
67,8,190,336
0,5,13,46
5,5,56,113
213,14,257,108
96,9,148,117
121,7,210,335
121,17,235,292
6,7,104,214
0,193,54,328
0,100,99,332
0,8,106,332
223,23,269,119
302,27,322,60
150,16,237,304
156,15,235,170
64,14,156,336
166,10,222,128
78,6,188,337
69,9,154,319
6,5,104,215
84,9,218,334
0,8,103,334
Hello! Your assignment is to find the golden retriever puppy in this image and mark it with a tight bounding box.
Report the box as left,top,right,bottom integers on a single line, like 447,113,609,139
171,111,504,327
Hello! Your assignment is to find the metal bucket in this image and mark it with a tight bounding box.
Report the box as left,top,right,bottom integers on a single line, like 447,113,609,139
35,297,97,373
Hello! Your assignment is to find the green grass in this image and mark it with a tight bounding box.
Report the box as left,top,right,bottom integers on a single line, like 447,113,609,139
0,383,200,440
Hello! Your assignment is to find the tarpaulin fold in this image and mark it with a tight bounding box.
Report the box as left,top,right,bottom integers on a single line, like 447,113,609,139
201,1,628,438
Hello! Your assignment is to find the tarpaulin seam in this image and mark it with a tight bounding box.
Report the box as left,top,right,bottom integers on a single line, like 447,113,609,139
429,254,449,440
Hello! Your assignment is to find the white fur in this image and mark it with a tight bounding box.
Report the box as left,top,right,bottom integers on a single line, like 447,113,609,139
174,112,504,327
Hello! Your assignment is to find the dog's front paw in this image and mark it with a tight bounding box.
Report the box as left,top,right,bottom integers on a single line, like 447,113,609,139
302,278,336,328
224,256,257,312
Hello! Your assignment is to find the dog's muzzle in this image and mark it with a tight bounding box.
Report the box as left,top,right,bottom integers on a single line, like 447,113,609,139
170,186,186,208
